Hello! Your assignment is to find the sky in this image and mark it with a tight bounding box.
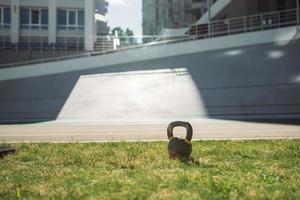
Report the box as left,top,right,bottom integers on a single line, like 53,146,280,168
106,0,142,36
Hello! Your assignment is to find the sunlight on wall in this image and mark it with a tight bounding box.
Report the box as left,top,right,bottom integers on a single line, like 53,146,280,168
274,27,298,46
57,68,207,121
293,76,300,83
268,50,285,59
224,50,243,56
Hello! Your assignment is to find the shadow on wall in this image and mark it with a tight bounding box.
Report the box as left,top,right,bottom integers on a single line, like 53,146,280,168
0,39,300,125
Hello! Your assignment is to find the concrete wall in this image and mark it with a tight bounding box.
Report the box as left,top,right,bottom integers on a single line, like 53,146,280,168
0,26,299,123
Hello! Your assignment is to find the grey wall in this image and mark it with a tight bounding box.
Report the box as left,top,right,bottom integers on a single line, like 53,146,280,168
0,38,300,123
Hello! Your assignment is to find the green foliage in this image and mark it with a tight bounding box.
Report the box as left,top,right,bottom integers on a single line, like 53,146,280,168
111,27,124,37
0,140,299,200
111,27,134,37
111,27,136,45
125,28,134,37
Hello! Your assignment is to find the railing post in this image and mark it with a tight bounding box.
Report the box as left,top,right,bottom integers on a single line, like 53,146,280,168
211,21,214,36
40,36,43,52
244,16,247,32
64,37,67,54
29,36,31,52
77,37,79,53
227,19,230,35
207,0,211,37
1,36,3,52
261,14,264,30
278,12,281,28
297,0,299,26
52,42,55,54
4,36,6,52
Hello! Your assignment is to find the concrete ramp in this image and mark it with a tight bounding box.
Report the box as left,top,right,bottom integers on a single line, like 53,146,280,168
0,27,299,123
57,69,206,121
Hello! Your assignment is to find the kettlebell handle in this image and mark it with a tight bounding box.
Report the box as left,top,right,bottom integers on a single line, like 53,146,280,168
167,121,193,143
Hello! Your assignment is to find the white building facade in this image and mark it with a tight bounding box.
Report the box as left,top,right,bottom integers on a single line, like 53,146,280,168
0,0,108,51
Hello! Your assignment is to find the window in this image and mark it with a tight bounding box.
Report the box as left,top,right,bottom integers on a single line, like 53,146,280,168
57,9,84,30
31,10,39,24
21,8,29,25
78,10,84,27
277,0,287,10
41,9,48,25
258,0,270,12
57,10,67,25
68,10,76,30
20,8,48,29
0,7,11,29
68,11,76,25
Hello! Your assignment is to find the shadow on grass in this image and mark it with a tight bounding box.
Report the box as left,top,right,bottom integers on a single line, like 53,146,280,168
180,157,218,169
0,147,16,159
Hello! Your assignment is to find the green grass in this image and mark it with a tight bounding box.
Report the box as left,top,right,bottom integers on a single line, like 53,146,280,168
0,140,300,200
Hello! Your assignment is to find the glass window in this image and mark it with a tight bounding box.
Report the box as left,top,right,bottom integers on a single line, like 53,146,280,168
68,10,76,25
78,10,84,26
57,9,84,30
0,8,2,24
3,7,11,24
57,10,67,25
20,8,29,24
20,8,48,29
31,10,39,24
258,0,270,12
41,9,48,25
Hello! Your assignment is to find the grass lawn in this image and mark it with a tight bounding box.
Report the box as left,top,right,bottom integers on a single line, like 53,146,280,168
0,140,300,200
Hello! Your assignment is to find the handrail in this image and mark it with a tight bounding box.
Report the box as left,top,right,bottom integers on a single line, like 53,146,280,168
0,8,299,68
188,8,299,35
0,36,195,68
211,8,297,24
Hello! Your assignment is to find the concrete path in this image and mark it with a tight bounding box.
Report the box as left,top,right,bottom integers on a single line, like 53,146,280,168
0,119,300,143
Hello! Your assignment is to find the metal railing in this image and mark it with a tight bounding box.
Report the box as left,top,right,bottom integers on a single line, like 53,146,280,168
0,36,85,52
188,8,299,37
0,8,299,68
92,35,190,52
0,35,185,68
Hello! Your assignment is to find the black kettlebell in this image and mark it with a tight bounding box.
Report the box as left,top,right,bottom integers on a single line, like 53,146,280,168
167,121,193,160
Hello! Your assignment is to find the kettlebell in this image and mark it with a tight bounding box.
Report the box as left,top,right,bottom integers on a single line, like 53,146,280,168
167,121,193,160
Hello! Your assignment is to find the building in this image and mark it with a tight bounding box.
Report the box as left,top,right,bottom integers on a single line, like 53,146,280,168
195,0,298,25
142,0,207,35
0,0,109,51
143,0,299,36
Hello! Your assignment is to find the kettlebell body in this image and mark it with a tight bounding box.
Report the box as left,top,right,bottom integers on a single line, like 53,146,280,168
167,121,193,160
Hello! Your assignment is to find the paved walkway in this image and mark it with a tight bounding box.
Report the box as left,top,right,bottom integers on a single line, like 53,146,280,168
0,119,300,143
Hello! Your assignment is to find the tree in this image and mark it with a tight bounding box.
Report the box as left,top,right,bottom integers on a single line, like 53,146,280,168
125,28,134,37
111,27,124,37
111,27,135,45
